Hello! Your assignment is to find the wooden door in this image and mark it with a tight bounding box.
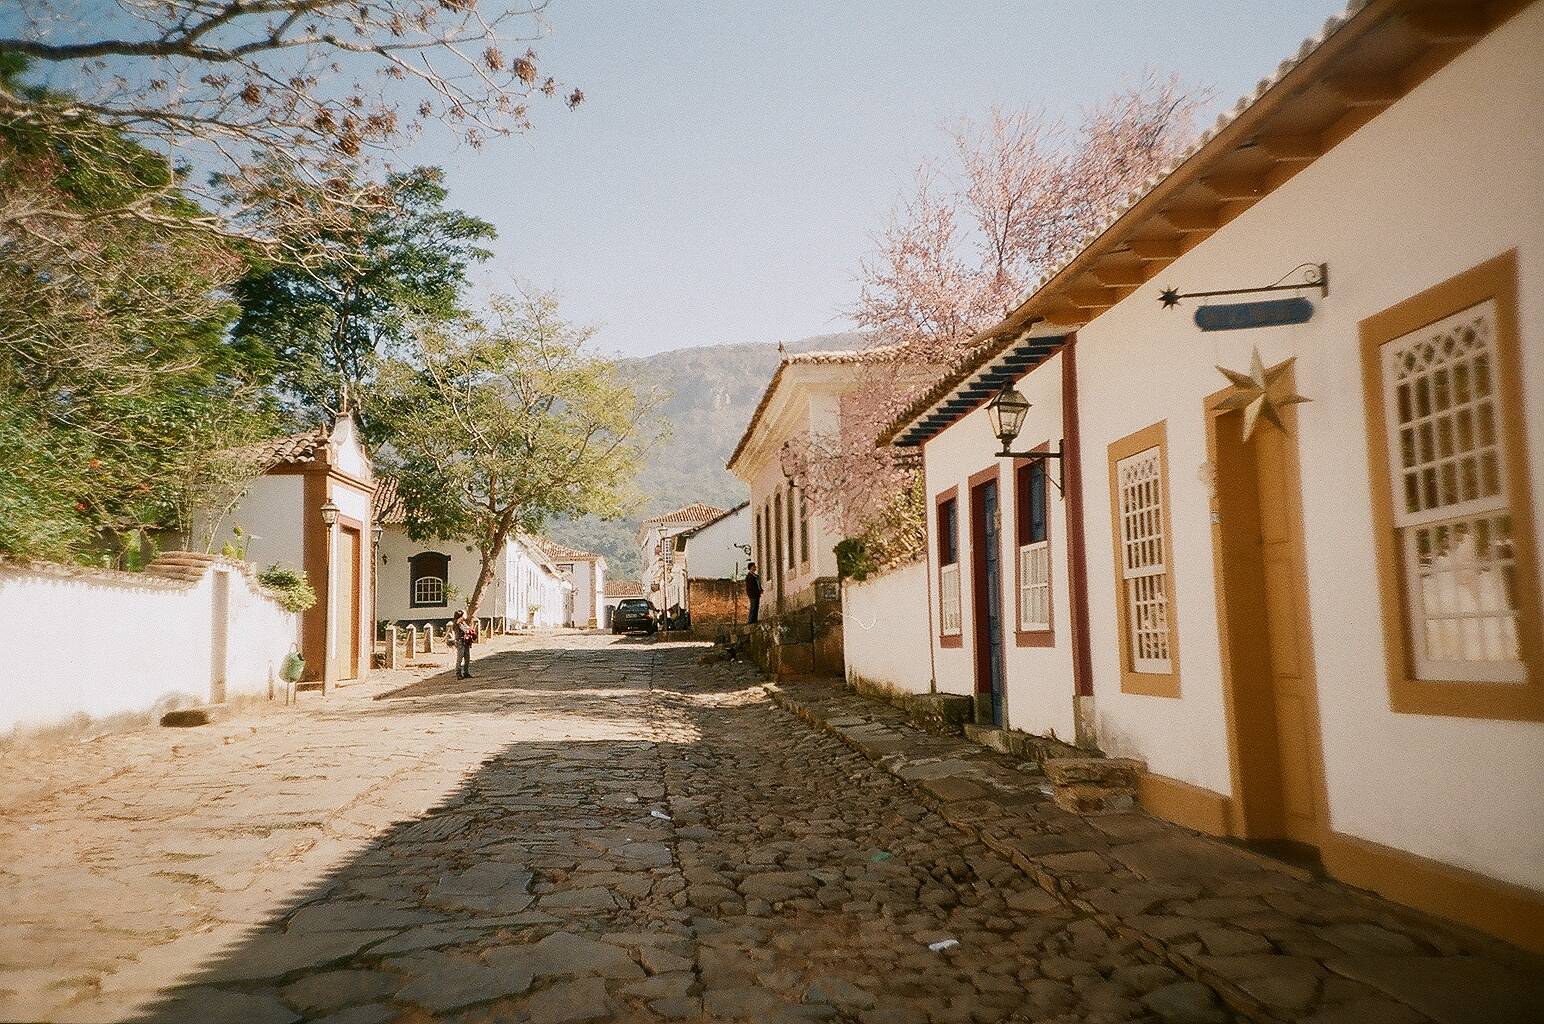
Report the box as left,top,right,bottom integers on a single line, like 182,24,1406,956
335,525,361,681
1212,392,1325,851
971,477,1005,726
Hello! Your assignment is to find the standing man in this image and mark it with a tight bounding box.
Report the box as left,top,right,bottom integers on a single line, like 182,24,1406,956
745,561,762,624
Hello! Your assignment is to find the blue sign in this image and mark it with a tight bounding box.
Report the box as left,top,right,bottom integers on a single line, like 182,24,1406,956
1194,296,1314,332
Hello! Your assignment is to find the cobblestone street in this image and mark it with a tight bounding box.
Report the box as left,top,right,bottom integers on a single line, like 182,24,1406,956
1,633,1538,1024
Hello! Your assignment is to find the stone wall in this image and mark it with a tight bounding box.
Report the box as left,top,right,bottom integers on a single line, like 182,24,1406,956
687,577,744,638
732,580,844,678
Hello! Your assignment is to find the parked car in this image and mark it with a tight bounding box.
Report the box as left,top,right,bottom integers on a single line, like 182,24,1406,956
611,598,657,636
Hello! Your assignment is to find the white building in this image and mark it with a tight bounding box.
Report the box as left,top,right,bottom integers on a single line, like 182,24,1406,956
674,502,750,580
373,478,573,630
209,414,376,690
541,541,607,628
637,503,726,613
881,0,1544,951
727,350,885,616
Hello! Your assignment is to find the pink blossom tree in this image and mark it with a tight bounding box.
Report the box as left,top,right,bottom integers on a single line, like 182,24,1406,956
791,74,1201,571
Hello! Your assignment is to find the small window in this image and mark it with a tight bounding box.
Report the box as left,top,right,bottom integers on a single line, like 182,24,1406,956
1108,424,1180,695
1362,251,1541,720
937,492,961,640
1017,460,1050,635
799,490,810,566
408,551,450,608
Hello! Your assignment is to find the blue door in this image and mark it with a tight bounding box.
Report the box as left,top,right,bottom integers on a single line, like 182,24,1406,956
973,478,1005,727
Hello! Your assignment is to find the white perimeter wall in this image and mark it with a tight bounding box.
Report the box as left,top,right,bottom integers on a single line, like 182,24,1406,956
1074,8,1544,890
0,562,298,737
842,561,933,695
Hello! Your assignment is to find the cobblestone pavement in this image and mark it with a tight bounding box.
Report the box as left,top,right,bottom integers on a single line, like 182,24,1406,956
0,633,1245,1024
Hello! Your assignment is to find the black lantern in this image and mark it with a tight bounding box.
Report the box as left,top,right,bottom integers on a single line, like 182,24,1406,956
984,384,1066,496
319,500,340,527
985,385,1032,453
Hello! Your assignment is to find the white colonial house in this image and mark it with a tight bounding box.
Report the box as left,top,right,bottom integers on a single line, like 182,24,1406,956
209,414,376,690
877,0,1544,951
373,478,573,630
541,541,607,628
674,502,750,580
637,503,726,613
726,349,887,617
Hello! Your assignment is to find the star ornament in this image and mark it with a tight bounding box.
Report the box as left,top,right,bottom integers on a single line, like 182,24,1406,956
1214,348,1311,440
1159,287,1181,308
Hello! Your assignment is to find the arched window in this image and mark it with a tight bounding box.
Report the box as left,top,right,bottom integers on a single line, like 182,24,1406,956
409,551,449,608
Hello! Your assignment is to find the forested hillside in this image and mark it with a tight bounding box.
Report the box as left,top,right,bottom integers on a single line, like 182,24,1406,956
548,332,865,578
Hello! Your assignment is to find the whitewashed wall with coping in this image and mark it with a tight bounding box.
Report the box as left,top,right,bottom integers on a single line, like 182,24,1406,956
0,560,298,738
842,561,932,695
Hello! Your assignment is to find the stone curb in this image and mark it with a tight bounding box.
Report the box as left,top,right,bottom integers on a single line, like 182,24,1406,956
763,681,1544,1024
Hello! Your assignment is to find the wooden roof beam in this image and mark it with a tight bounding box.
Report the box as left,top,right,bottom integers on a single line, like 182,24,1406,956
1126,235,1186,260
1067,286,1121,310
1089,262,1150,287
1159,206,1222,232
1202,174,1268,201
1256,133,1322,163
1040,305,1088,327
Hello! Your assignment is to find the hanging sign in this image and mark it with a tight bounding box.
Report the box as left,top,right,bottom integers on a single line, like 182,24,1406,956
1194,296,1314,332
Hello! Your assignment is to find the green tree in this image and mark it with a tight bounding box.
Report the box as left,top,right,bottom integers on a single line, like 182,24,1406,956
231,166,495,425
376,293,658,616
0,55,278,563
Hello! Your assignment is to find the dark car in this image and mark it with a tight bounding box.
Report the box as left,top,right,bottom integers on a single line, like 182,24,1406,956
611,598,657,635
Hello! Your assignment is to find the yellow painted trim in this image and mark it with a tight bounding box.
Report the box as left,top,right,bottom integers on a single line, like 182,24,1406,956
1137,773,1233,838
1323,830,1544,954
1107,421,1182,697
1359,250,1544,721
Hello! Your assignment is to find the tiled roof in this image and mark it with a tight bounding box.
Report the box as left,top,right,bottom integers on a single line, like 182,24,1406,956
372,476,404,524
677,501,749,540
540,540,605,563
235,425,331,468
725,344,904,474
882,0,1500,445
642,503,728,527
605,579,643,598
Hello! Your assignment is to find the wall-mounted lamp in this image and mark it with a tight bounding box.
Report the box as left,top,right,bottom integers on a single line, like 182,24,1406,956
985,384,1065,495
319,500,340,527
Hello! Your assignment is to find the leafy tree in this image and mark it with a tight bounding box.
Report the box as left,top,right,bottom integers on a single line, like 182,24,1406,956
231,166,495,424
376,293,659,616
1,1,579,259
0,55,278,563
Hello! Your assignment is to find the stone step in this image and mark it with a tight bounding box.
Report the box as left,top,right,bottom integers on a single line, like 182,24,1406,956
1051,782,1137,815
1044,756,1144,789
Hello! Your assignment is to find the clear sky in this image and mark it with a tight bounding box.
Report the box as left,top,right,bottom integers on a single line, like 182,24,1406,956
401,1,1349,357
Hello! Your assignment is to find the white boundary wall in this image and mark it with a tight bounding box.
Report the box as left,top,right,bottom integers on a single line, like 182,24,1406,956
0,560,298,738
842,561,932,695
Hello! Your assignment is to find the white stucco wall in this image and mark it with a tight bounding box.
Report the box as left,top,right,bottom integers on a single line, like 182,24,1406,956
842,561,934,695
0,561,298,737
1071,8,1544,889
377,530,501,623
685,506,751,581
213,474,304,570
922,350,1079,740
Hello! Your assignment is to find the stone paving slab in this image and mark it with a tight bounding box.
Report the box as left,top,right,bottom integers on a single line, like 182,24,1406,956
768,679,1544,1024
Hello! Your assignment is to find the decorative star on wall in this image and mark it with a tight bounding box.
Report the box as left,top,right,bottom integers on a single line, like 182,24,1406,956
1214,348,1311,440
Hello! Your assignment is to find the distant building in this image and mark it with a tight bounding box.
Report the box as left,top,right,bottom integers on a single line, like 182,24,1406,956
373,478,572,631
210,414,376,690
637,503,727,613
673,502,751,633
540,541,607,628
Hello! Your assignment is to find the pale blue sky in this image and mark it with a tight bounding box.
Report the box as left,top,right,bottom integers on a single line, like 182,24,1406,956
414,1,1348,357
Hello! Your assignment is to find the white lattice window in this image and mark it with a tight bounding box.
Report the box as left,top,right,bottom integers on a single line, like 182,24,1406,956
1382,300,1522,682
1117,447,1172,673
413,576,445,606
940,563,962,636
1019,542,1050,631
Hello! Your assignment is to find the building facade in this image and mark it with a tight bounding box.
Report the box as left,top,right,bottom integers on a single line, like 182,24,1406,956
542,542,607,628
882,1,1544,950
637,503,726,613
211,415,376,690
674,502,751,632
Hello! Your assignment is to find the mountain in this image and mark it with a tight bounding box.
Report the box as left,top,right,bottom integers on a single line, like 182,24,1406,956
547,331,867,579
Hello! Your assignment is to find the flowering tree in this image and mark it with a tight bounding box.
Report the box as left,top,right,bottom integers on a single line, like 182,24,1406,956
791,75,1200,567
0,2,579,259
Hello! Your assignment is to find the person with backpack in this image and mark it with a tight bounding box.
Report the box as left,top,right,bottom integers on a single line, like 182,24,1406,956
448,610,477,679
